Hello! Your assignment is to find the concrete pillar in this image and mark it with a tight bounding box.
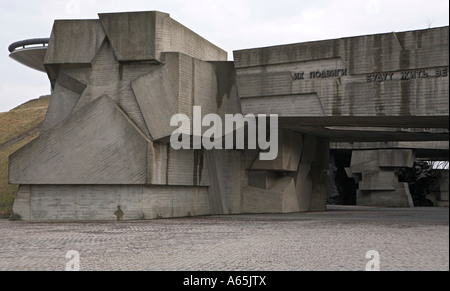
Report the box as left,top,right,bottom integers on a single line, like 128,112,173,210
348,149,415,207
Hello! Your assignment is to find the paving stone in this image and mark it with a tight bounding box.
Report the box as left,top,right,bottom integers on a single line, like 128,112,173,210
0,206,447,271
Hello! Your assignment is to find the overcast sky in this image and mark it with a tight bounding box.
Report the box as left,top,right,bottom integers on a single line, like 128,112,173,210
0,0,448,112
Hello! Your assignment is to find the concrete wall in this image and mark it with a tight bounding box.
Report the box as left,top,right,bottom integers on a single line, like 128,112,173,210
233,27,449,131
11,185,210,221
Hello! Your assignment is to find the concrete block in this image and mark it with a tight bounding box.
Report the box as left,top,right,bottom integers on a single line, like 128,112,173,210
344,167,353,178
98,11,227,62
44,20,106,65
378,149,415,168
167,149,210,186
359,171,397,190
131,53,184,141
132,53,221,142
9,96,149,185
41,82,83,132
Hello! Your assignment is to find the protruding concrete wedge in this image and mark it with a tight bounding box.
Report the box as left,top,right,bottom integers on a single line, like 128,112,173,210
378,149,415,167
234,27,449,122
132,52,219,142
98,11,227,62
44,20,107,87
41,72,86,132
9,96,150,185
44,20,106,65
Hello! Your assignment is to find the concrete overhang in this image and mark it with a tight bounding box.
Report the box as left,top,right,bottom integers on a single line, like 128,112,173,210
8,38,49,72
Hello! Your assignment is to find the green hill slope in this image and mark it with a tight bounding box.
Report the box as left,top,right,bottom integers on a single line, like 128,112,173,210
0,96,50,217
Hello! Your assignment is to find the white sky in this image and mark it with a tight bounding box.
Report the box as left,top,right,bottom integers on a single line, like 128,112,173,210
0,0,448,112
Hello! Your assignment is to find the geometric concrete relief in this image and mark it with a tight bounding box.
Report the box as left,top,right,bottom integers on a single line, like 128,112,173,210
9,96,150,185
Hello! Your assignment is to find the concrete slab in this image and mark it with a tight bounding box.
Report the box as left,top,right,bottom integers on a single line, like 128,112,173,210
44,20,106,65
98,11,227,62
378,149,415,167
359,171,397,191
41,82,83,132
9,96,150,185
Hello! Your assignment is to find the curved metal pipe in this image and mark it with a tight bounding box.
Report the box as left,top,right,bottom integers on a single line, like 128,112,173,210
8,38,49,53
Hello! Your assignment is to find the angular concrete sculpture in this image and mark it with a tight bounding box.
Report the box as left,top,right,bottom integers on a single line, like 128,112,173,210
8,11,449,220
348,149,415,207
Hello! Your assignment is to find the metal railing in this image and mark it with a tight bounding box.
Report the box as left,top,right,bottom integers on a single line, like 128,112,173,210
8,38,49,53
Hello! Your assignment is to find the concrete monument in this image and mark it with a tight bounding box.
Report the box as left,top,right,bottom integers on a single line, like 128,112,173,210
8,11,449,220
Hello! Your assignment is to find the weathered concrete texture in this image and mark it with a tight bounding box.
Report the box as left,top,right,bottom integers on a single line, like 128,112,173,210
41,74,86,131
234,27,449,136
166,148,210,186
251,130,303,171
12,185,210,221
242,134,330,214
44,20,107,87
357,183,414,208
206,150,242,214
98,11,227,62
44,20,106,65
9,96,150,185
66,40,154,138
359,171,397,190
378,149,415,167
132,53,222,141
243,177,298,213
349,149,415,207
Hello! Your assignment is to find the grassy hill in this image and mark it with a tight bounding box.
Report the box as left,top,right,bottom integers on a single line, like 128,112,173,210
0,96,50,217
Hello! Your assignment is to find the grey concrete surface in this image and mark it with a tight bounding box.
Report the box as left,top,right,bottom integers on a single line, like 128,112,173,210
0,206,448,271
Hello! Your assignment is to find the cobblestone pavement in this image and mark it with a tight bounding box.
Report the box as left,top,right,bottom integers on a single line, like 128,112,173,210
0,206,448,271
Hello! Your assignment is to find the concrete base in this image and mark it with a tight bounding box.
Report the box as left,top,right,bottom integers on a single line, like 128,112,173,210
11,185,211,221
